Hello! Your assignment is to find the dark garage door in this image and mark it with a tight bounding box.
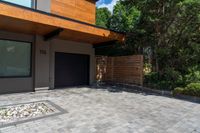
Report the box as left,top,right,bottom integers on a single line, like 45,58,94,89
55,52,90,88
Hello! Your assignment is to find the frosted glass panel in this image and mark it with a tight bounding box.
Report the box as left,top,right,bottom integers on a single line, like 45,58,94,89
0,40,31,77
1,0,32,8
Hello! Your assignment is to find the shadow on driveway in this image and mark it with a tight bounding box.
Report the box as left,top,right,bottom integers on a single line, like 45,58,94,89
90,83,200,104
90,83,160,95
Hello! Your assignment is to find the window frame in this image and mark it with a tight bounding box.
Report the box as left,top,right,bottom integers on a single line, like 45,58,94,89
0,38,32,78
31,0,36,9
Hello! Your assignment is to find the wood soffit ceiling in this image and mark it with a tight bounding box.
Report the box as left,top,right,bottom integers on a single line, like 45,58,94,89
0,2,125,44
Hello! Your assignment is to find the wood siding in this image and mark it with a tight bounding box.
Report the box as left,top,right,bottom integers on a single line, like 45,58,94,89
96,55,144,85
51,0,96,24
0,2,125,44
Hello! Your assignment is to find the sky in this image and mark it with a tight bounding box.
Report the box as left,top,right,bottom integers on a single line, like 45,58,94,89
2,0,118,12
2,0,32,7
96,0,119,12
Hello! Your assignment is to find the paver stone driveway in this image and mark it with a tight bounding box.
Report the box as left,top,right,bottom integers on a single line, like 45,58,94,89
0,86,200,133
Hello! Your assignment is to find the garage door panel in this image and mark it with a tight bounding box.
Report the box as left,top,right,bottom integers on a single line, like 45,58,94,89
55,52,89,88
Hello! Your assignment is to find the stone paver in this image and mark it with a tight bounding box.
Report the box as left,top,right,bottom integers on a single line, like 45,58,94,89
0,86,200,133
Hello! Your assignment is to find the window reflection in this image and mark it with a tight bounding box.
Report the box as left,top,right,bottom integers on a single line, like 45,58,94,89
1,0,33,8
0,40,31,77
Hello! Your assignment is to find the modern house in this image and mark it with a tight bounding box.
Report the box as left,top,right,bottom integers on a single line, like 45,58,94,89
0,0,124,94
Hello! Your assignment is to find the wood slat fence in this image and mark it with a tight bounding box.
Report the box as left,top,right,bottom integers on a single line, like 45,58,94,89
96,55,144,86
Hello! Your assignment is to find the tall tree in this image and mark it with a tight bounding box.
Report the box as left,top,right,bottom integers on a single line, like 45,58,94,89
123,0,200,72
108,0,140,32
96,7,111,28
95,0,200,89
95,1,141,56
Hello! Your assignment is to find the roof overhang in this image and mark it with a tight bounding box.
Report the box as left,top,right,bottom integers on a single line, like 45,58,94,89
0,2,125,44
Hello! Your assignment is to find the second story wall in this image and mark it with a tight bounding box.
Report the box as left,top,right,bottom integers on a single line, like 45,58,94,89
1,0,96,24
36,0,51,13
51,0,96,24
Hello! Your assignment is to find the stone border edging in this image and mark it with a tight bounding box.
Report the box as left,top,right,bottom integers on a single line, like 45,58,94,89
0,100,68,128
101,82,200,104
129,84,200,103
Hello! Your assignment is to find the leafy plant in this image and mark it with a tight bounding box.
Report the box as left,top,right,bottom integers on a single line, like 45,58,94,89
184,66,200,84
174,83,200,97
144,68,183,90
95,0,200,91
96,7,111,28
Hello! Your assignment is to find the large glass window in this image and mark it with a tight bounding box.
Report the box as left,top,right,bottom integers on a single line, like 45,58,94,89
1,0,33,8
0,40,31,77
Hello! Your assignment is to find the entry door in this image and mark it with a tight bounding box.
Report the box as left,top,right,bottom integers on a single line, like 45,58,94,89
55,52,89,88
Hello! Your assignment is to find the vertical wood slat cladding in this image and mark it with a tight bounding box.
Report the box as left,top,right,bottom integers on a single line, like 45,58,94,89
51,0,96,24
96,55,144,85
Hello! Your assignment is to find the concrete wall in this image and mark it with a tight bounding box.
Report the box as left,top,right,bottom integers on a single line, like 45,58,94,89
36,0,51,13
35,37,96,90
34,36,50,90
0,31,96,92
49,39,96,89
0,30,34,94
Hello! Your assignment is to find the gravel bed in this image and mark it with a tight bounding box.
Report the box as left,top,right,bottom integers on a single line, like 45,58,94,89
0,102,54,122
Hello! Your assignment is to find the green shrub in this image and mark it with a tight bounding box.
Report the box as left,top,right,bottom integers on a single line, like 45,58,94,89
144,72,160,89
173,87,185,95
162,68,181,81
158,80,175,90
144,68,184,90
173,83,200,97
184,66,200,84
144,72,159,84
186,83,200,89
144,66,200,91
161,68,184,90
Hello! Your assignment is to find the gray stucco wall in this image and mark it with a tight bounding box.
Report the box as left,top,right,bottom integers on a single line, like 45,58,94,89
0,30,34,94
0,31,96,92
35,37,96,90
35,38,95,90
49,39,96,89
36,0,51,13
34,36,50,90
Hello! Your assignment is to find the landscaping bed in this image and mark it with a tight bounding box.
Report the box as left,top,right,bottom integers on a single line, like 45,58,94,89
173,83,200,97
0,100,67,128
0,102,54,122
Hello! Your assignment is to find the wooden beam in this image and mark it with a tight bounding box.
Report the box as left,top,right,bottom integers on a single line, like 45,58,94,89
93,40,117,48
43,28,64,41
0,2,125,44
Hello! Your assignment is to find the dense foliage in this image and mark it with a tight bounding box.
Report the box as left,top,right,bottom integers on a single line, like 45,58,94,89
96,0,200,96
174,83,200,97
96,7,111,28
